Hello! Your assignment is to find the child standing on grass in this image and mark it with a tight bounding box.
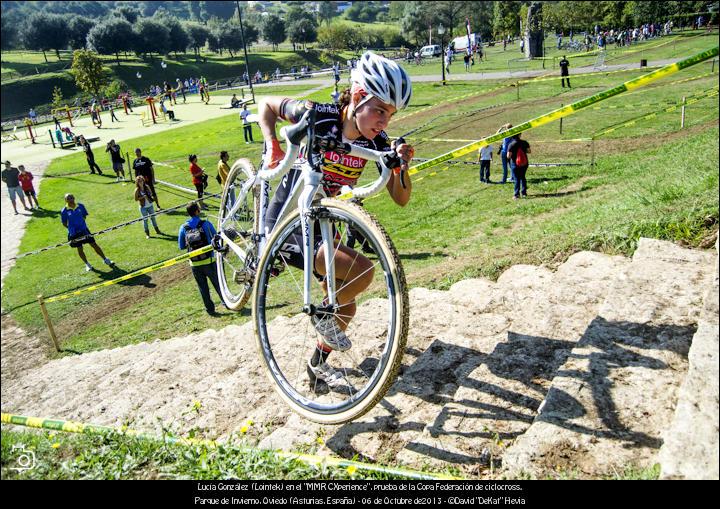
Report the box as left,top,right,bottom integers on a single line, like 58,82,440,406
189,154,209,210
18,165,40,209
477,144,493,183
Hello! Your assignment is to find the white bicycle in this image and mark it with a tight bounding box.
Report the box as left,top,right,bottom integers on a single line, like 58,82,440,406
214,105,409,424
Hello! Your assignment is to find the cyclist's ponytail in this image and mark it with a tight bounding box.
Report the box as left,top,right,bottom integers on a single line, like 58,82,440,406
338,88,352,108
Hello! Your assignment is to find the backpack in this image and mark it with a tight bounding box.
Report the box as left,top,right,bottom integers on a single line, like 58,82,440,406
184,220,211,262
515,144,528,167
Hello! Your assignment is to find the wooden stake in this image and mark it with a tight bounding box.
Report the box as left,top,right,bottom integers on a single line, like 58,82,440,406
38,295,60,352
681,96,686,128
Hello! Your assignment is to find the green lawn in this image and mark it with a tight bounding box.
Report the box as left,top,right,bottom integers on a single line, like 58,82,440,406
1,46,718,356
1,427,435,480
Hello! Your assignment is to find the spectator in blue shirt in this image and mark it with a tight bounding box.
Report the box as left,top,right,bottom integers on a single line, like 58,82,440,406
178,201,223,316
61,193,114,272
497,124,515,184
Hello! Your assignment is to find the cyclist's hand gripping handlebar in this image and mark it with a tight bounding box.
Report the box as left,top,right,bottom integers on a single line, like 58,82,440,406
258,108,316,181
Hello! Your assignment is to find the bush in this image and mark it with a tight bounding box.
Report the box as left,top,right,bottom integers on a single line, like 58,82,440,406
102,79,127,100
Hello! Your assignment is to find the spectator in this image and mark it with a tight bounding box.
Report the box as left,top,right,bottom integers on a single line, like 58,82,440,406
53,115,61,130
109,104,119,122
463,53,471,71
160,99,176,120
18,165,40,210
240,103,254,143
80,135,103,175
178,201,223,316
29,108,38,125
477,143,493,183
444,52,451,75
189,154,208,210
507,133,531,200
60,193,114,272
176,78,187,103
164,81,176,105
217,151,231,187
496,124,514,184
559,55,571,88
2,160,30,214
132,148,161,209
105,139,126,182
230,94,241,108
134,176,162,239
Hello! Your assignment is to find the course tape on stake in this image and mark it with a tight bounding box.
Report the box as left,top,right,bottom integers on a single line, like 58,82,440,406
403,47,719,180
44,245,213,304
1,413,460,481
596,86,718,137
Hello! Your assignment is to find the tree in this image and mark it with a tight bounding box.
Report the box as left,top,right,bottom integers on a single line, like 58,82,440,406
156,14,190,57
87,18,134,63
51,85,64,110
287,18,317,51
1,15,19,51
494,1,521,38
400,2,435,47
318,1,337,26
203,1,237,20
262,14,286,51
22,12,70,62
286,4,317,27
112,6,141,24
71,49,108,98
318,24,351,52
68,16,95,50
133,19,171,60
186,23,211,60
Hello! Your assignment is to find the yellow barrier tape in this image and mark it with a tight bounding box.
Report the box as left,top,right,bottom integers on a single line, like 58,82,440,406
596,87,719,137
401,47,718,180
1,413,460,480
44,245,214,304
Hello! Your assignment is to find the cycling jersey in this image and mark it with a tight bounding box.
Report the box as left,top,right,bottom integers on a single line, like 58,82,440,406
265,100,392,274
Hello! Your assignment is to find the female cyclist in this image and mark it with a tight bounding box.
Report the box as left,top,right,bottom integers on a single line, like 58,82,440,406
257,51,415,386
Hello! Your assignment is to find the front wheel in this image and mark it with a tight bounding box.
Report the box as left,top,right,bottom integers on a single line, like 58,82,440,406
252,199,408,424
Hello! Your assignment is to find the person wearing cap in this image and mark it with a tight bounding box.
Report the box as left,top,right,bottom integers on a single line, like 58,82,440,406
257,50,414,388
2,160,30,215
60,194,114,272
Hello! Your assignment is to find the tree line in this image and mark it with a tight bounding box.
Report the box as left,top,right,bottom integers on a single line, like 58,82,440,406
1,1,716,62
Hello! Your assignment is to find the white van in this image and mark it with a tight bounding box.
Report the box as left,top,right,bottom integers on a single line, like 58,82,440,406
419,45,441,58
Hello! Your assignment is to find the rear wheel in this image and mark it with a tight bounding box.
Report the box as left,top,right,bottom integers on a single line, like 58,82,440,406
216,158,259,311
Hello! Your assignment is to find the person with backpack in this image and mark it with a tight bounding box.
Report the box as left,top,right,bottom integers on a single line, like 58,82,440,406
178,202,223,316
506,133,531,200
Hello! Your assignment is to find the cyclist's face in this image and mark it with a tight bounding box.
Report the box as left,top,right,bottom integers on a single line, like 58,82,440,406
355,97,397,139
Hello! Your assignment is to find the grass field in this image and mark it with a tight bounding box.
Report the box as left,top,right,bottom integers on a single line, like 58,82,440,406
0,426,432,480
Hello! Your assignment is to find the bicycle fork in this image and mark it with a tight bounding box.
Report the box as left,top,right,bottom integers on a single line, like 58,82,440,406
298,170,337,317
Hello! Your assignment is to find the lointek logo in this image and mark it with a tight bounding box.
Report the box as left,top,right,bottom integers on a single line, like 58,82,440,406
323,152,366,169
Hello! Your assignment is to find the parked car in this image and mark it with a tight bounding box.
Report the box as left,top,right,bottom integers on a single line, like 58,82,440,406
419,45,442,58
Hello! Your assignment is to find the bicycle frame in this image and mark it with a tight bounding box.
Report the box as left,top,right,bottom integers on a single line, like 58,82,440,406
218,107,398,313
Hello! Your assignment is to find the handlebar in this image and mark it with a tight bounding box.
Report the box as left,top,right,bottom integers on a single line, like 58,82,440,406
256,105,406,200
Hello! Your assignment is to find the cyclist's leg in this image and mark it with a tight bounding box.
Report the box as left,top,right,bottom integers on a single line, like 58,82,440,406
314,243,374,330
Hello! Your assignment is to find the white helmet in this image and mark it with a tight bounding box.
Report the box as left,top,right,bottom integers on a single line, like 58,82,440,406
350,51,412,110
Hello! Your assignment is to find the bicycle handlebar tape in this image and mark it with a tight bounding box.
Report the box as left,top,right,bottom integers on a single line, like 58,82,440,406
284,108,315,146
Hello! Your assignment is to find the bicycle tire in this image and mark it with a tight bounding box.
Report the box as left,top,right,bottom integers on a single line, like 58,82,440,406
252,198,408,424
216,158,259,311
